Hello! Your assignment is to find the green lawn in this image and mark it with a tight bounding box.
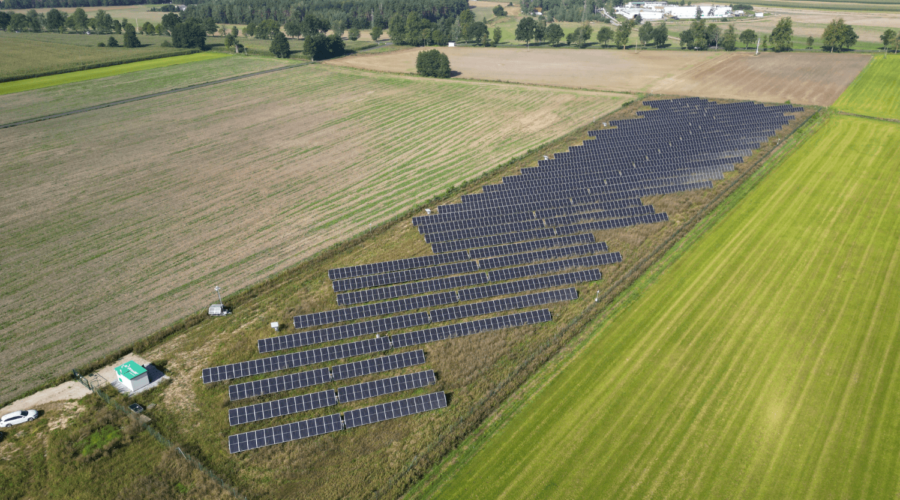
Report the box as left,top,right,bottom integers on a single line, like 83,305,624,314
0,31,193,81
414,112,900,498
833,55,900,120
0,52,229,96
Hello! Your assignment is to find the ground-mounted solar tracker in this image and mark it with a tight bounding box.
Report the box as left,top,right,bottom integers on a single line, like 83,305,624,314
207,98,800,454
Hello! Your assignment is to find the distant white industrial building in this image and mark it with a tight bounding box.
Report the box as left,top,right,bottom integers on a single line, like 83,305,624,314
615,2,734,21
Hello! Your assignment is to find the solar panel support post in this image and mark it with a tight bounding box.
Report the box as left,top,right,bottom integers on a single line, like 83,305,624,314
215,285,223,305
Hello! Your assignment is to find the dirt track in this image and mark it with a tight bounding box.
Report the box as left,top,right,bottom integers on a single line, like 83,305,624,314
329,47,869,106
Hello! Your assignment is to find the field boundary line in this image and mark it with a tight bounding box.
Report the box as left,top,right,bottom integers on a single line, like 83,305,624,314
0,63,309,129
835,111,900,124
400,108,825,499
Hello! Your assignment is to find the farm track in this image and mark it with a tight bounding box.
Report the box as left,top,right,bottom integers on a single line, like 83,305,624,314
0,63,308,129
415,113,900,499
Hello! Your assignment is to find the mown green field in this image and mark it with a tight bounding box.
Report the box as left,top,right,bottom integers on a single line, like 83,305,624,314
833,55,900,120
747,0,900,11
0,52,230,96
414,112,900,499
0,31,193,81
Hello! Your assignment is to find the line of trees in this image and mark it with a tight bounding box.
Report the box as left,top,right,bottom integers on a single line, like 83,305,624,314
0,0,200,9
183,0,467,31
0,8,143,34
416,48,450,77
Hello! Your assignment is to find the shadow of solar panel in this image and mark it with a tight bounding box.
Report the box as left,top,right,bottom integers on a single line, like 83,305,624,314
555,213,668,236
487,253,620,282
331,349,426,381
337,370,436,404
391,309,551,348
327,251,469,280
294,291,457,329
468,234,594,260
228,367,331,402
459,269,601,301
336,273,487,306
477,242,608,270
343,391,447,429
431,228,556,254
429,288,576,323
332,261,479,292
227,413,343,454
228,389,336,426
205,337,390,386
260,313,428,353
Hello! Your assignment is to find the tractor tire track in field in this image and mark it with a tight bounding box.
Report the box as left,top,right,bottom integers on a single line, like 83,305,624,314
0,63,309,129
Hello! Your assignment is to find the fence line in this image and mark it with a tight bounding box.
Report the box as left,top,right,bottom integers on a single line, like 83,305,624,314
73,369,247,500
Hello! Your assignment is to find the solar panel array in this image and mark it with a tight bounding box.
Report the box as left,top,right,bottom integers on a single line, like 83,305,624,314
338,370,436,404
212,98,798,453
487,255,620,282
344,391,448,429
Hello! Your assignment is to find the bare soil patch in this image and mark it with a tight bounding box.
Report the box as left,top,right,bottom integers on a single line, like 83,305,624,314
327,46,727,92
0,64,626,405
650,51,870,106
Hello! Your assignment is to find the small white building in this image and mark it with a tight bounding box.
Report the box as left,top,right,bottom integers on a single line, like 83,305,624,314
115,361,149,392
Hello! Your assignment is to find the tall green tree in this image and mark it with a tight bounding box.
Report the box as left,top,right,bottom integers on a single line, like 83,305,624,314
0,12,10,31
770,16,793,52
270,31,291,57
806,35,814,49
107,36,119,47
45,9,65,32
171,19,206,48
705,23,721,50
614,19,633,48
68,7,88,32
546,23,563,46
879,28,895,50
416,49,450,77
348,27,360,40
371,24,383,41
515,16,535,47
822,18,857,52
232,26,239,37
652,22,668,47
161,12,181,35
722,23,737,51
638,21,653,49
123,24,141,47
493,26,503,46
284,18,302,38
596,25,613,48
112,20,122,34
493,4,507,16
739,28,755,49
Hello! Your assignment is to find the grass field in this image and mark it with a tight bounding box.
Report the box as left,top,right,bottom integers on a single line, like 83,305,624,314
0,55,291,123
0,64,629,406
412,111,900,498
0,31,193,81
833,55,900,120
0,52,230,96
748,0,900,11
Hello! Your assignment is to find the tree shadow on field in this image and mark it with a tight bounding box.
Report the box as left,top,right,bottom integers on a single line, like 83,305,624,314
450,70,462,77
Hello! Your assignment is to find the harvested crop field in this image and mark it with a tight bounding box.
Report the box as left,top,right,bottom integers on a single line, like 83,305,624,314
414,113,900,499
328,48,868,105
0,63,629,404
327,48,728,92
651,52,870,106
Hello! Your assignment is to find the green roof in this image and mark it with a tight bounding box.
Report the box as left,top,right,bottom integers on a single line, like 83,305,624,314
115,361,147,380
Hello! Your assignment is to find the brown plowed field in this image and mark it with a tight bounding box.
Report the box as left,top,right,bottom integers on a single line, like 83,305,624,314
329,48,869,106
0,62,627,405
650,52,870,106
326,47,729,93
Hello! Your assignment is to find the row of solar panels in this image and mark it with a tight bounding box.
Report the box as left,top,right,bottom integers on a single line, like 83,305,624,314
505,161,735,184
488,165,730,192
227,391,447,454
299,265,601,329
256,288,576,355
229,370,437,426
413,198,641,227
226,309,552,401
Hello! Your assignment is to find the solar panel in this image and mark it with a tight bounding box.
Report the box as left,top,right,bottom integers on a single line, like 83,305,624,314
477,242,608,270
228,389,336,426
338,370,436,404
343,391,447,429
260,312,429,353
391,309,552,348
333,261,479,292
294,291,457,329
227,413,343,454
469,234,595,260
336,273,487,306
459,270,601,301
204,337,391,385
328,251,469,280
429,288,577,323
487,254,621,282
228,367,331,401
331,349,427,381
